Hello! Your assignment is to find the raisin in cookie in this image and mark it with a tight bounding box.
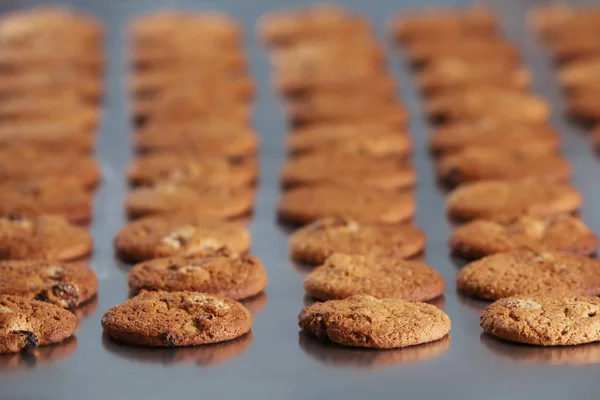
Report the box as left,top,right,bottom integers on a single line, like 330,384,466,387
299,295,450,349
101,290,252,347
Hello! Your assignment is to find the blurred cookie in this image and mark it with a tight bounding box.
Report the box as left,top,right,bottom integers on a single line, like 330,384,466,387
0,121,95,154
289,218,425,264
557,58,600,92
566,90,600,123
405,38,519,67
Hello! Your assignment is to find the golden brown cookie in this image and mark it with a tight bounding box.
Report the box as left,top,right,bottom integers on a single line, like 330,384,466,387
282,73,397,100
529,4,600,39
101,290,252,347
548,35,600,63
304,253,445,301
450,215,598,259
127,247,267,300
481,296,600,346
114,214,251,263
457,250,600,300
0,215,92,261
425,88,550,124
566,90,600,122
280,153,416,191
125,183,255,220
447,181,581,222
0,295,77,354
0,122,95,153
278,186,415,226
0,260,97,308
299,295,450,349
428,121,560,156
557,58,600,93
436,148,571,186
127,155,258,187
289,218,425,264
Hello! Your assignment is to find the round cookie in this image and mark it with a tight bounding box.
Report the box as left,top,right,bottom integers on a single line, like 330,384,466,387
557,58,600,92
0,122,95,154
425,88,550,124
127,155,258,187
280,154,416,191
278,186,415,226
406,39,520,67
0,215,92,261
0,295,77,353
456,250,600,300
304,253,445,301
0,260,97,308
446,181,582,222
125,183,255,219
566,90,600,123
429,121,560,156
289,218,425,264
101,290,252,347
284,74,397,101
127,247,267,300
298,295,450,349
114,214,251,262
437,148,571,186
481,296,600,346
450,215,598,259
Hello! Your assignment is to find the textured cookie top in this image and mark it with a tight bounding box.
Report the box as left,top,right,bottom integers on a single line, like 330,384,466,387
281,154,416,190
0,260,97,308
0,215,92,261
127,154,257,187
447,180,581,222
0,294,77,353
289,217,425,264
127,247,267,300
278,186,415,225
429,121,560,156
437,148,571,186
299,294,450,349
304,253,445,301
481,296,600,346
0,122,95,153
450,215,598,259
101,290,252,347
114,214,251,262
125,183,255,219
289,122,400,150
426,88,549,124
457,250,600,300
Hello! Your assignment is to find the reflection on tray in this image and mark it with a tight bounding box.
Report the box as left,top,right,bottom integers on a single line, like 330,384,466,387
102,332,253,367
481,333,600,365
291,261,314,278
0,336,77,372
72,295,99,321
299,331,450,369
456,291,489,314
241,292,267,314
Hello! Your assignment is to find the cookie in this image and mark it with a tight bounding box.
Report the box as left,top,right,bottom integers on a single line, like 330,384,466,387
289,218,425,264
0,215,92,261
0,122,95,154
0,72,102,104
450,215,598,259
0,181,93,223
566,90,600,122
457,250,600,300
548,35,600,63
298,295,450,349
125,183,255,220
557,58,600,92
426,88,550,124
127,155,257,187
405,39,520,67
280,154,416,191
278,186,415,226
447,181,581,222
283,73,397,100
0,260,97,308
287,129,411,159
134,124,258,159
436,148,571,186
0,295,77,353
114,214,251,263
101,290,252,347
529,4,600,38
428,121,560,156
481,296,600,346
304,253,444,301
127,247,267,300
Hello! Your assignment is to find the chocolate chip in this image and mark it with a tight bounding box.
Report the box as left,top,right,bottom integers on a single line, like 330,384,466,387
12,330,39,351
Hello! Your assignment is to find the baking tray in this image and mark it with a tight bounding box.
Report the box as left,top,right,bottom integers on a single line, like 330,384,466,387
2,0,600,399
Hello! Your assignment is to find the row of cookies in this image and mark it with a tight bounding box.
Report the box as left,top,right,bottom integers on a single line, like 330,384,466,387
0,8,103,353
260,5,450,350
101,12,265,348
532,5,600,147
395,6,600,347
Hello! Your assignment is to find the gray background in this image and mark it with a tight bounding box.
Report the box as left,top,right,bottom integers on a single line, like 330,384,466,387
1,0,600,399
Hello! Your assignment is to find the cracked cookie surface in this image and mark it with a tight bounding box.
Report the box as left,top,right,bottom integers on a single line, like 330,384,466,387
299,294,450,348
101,290,252,347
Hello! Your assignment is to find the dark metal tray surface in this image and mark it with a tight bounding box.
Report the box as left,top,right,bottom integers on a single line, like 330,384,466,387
1,0,600,399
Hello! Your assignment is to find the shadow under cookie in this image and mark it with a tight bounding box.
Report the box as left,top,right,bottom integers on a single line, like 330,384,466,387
0,336,77,372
